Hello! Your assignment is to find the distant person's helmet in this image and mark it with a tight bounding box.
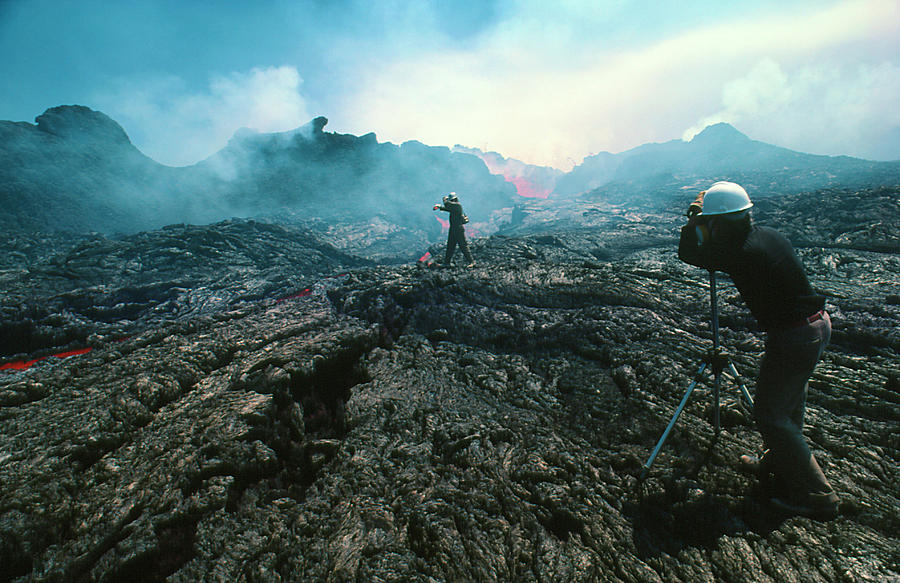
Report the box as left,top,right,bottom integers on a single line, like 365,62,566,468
700,181,753,216
447,192,458,202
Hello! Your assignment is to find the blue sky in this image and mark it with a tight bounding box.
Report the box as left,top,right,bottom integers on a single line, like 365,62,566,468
2,0,898,168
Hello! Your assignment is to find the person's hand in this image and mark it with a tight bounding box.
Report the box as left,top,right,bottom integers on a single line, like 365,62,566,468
686,190,705,219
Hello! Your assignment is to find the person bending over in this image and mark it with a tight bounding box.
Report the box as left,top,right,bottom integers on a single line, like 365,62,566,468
678,181,839,520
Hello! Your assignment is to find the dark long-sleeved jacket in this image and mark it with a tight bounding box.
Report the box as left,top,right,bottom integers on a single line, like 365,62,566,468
679,223,824,330
437,200,466,229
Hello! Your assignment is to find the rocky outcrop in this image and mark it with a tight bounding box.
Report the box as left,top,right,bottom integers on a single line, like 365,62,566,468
33,105,133,146
0,106,213,234
1,187,897,582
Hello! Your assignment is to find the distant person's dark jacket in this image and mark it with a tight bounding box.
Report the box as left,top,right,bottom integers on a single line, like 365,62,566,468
679,223,824,331
438,200,466,229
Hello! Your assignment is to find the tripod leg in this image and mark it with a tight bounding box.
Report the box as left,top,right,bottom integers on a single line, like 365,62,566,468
726,362,754,409
641,362,708,480
713,369,721,434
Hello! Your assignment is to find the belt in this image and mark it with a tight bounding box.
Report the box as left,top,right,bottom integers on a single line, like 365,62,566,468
785,309,825,329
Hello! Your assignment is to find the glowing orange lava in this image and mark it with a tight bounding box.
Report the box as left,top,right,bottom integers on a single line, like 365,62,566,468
1,347,93,372
276,288,312,303
505,175,550,198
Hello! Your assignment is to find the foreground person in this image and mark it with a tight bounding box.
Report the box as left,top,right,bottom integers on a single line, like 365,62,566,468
433,192,475,267
678,181,839,520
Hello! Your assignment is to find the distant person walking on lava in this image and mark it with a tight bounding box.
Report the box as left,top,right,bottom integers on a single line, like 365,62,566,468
434,192,475,267
678,181,839,520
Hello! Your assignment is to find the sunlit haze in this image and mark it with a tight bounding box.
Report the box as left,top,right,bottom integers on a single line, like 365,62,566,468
1,0,897,169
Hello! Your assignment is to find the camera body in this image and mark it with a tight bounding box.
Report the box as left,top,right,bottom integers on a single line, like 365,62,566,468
692,214,711,226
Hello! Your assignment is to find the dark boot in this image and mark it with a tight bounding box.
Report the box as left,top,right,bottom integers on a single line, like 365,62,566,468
739,451,769,476
769,489,840,520
740,450,790,499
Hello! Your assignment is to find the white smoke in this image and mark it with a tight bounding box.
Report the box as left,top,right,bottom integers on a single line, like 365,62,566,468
683,59,900,160
94,65,311,166
342,0,900,167
682,59,792,142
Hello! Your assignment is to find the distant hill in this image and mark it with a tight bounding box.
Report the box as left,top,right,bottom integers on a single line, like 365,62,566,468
555,123,900,201
0,106,517,236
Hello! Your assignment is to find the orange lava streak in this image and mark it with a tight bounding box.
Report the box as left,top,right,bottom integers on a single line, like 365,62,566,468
1,347,94,372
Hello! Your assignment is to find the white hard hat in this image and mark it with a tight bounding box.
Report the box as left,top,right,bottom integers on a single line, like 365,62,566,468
701,181,753,216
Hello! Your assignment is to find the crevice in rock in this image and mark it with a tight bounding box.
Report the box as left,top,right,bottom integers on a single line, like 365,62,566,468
69,434,129,471
97,514,199,583
288,352,372,491
540,507,584,542
62,502,145,583
225,341,374,511
290,351,371,440
0,531,31,583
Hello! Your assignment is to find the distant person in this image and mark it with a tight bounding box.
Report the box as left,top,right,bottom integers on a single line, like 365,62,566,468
678,181,839,520
433,192,475,267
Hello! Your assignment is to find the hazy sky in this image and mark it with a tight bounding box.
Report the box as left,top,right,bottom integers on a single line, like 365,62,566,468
2,0,898,169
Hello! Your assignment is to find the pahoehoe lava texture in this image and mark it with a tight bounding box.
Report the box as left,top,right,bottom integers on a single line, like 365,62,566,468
0,188,897,582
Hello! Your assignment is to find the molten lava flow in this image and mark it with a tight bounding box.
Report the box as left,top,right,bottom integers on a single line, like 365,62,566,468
505,175,550,199
53,347,93,358
418,251,432,263
277,288,313,303
434,216,450,231
0,359,40,371
465,149,551,199
1,347,94,372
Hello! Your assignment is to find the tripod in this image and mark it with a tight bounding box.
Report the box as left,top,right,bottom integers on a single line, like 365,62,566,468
640,270,755,480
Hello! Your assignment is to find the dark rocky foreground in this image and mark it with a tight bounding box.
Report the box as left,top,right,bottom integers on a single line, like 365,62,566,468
1,189,898,582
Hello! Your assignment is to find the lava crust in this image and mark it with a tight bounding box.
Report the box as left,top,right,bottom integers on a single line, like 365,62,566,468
1,189,898,582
